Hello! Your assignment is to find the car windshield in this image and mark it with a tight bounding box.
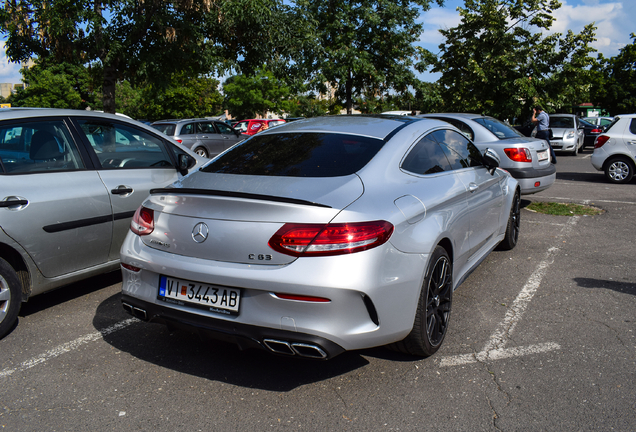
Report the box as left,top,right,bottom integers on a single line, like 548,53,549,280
471,117,523,139
151,124,176,136
550,117,574,128
202,132,385,177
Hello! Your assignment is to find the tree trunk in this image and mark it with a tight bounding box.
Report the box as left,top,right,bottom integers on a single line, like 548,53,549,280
346,69,353,115
102,64,117,114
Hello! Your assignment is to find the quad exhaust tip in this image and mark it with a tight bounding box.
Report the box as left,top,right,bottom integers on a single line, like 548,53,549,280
263,339,327,359
122,302,148,321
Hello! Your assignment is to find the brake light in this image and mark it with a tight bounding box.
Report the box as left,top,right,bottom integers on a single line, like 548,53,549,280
175,139,183,143
591,128,603,134
595,135,610,148
504,148,532,162
268,221,394,257
130,205,154,236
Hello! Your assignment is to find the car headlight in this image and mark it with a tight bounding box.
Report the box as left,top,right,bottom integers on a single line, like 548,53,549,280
566,131,575,139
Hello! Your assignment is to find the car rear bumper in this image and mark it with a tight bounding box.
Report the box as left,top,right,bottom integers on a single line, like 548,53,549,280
120,233,427,356
121,294,346,359
506,165,556,195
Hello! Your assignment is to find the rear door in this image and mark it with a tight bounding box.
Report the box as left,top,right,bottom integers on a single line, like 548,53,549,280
196,121,242,157
0,117,113,277
72,118,183,260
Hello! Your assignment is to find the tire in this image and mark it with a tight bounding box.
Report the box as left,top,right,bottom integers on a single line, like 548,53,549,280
194,147,209,158
497,189,521,251
0,258,22,339
389,246,453,357
604,156,634,184
571,142,578,156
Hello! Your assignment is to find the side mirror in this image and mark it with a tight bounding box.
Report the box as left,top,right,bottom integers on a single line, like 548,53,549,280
178,153,196,176
483,148,500,175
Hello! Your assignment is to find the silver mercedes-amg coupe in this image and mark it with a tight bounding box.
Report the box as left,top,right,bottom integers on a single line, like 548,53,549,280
120,115,521,359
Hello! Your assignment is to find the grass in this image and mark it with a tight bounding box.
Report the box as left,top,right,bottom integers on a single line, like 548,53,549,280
526,201,604,216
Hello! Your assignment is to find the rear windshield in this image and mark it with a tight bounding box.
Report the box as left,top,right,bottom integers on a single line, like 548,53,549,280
151,124,176,136
202,132,385,177
550,117,575,128
471,117,523,139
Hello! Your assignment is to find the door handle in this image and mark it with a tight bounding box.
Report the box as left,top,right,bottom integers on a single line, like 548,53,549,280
468,183,479,193
111,186,133,195
0,198,28,207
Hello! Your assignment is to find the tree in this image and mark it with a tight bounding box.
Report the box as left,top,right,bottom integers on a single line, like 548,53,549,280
590,34,636,115
0,0,302,114
296,0,442,114
432,0,598,121
9,62,94,109
223,69,291,119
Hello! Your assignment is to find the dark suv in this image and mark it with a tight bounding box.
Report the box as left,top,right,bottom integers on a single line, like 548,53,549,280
152,118,245,158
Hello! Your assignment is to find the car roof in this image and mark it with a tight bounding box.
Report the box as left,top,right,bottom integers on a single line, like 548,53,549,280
417,113,492,121
0,107,134,121
151,118,223,124
259,115,441,140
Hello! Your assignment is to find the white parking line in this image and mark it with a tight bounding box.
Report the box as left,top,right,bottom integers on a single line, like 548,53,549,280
0,318,138,379
439,217,578,367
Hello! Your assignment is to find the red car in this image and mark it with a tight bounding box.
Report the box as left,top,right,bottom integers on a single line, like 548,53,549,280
233,119,286,135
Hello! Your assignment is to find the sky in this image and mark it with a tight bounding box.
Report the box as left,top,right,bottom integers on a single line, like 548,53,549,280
0,0,634,85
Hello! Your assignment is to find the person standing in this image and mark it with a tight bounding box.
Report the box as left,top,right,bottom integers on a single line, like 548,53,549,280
532,105,556,164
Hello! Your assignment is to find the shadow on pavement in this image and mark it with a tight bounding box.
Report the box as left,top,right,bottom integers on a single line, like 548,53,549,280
574,277,636,296
19,270,122,317
94,292,374,391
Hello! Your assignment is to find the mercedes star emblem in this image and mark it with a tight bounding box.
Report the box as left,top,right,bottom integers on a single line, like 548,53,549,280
192,222,209,243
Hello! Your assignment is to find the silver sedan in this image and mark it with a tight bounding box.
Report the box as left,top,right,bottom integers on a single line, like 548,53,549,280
120,116,520,359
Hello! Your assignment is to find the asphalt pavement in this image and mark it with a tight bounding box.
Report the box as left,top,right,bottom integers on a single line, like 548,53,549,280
1,146,634,431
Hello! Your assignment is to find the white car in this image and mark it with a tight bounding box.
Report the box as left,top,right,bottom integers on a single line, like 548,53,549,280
591,114,636,183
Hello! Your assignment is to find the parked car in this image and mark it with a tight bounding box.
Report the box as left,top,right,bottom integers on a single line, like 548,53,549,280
578,118,605,150
548,114,585,155
151,118,245,158
417,113,555,195
591,114,636,183
0,108,204,339
583,116,614,128
233,119,286,136
120,115,520,360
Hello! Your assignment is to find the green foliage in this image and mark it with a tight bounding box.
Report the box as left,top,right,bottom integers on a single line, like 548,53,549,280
296,0,442,114
286,94,329,118
9,62,94,109
433,0,598,121
590,34,636,115
223,69,291,119
99,75,222,121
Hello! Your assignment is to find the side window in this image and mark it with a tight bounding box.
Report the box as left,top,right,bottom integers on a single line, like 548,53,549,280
629,119,636,135
216,122,235,135
198,122,218,134
432,117,475,141
77,119,174,169
180,123,195,135
432,129,483,170
234,122,248,133
401,134,451,175
0,120,85,174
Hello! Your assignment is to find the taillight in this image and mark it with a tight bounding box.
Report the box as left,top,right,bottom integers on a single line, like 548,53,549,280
268,221,394,257
504,148,532,162
130,205,154,236
591,128,603,134
595,135,610,148
175,139,183,143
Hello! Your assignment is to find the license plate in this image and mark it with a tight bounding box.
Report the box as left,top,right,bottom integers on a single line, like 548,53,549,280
550,141,561,148
158,276,240,315
537,150,548,161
